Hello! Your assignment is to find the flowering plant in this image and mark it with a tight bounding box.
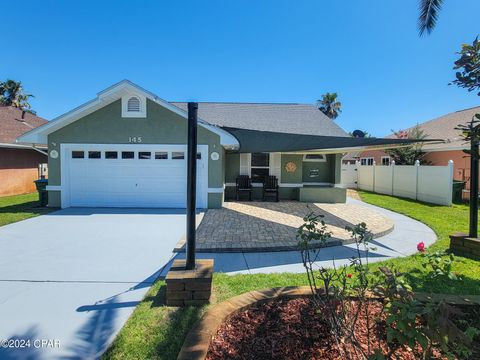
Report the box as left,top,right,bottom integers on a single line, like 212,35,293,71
417,241,425,252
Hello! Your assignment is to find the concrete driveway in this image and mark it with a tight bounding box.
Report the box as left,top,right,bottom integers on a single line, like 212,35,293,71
0,208,187,359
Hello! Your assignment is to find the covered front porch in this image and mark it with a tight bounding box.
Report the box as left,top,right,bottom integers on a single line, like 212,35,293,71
223,152,346,203
219,127,436,205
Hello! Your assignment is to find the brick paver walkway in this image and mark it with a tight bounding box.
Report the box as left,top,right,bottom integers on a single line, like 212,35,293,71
175,201,394,252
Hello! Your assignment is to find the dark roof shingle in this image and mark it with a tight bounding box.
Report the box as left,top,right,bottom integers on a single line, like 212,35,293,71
171,102,348,137
0,106,48,144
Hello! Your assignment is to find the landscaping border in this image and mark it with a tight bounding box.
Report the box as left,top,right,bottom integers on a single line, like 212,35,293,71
177,286,480,360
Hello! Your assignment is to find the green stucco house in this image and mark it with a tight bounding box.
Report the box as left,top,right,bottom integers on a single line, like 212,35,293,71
17,80,379,209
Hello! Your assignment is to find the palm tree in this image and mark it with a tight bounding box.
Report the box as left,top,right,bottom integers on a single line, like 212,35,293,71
418,0,444,36
0,79,34,111
317,92,342,119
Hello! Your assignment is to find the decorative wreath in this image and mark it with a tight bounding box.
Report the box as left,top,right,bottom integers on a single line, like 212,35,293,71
285,161,297,173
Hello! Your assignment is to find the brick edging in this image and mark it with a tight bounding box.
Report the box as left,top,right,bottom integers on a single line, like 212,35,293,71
177,286,312,360
177,286,480,360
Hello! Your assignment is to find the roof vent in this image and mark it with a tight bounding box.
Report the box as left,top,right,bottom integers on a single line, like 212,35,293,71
121,94,146,118
127,97,141,112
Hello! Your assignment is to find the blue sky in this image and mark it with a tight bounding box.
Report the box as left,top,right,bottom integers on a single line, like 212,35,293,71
2,0,479,136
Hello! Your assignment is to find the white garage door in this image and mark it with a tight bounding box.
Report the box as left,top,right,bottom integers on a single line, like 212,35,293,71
62,144,208,208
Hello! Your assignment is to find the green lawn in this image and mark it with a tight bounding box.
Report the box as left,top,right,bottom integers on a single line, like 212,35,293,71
103,192,480,359
0,192,55,227
358,191,480,294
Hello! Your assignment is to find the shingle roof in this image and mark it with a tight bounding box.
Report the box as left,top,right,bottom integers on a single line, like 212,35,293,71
391,106,480,151
171,102,348,137
0,106,47,144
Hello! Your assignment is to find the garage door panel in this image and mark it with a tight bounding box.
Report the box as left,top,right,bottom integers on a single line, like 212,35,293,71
64,145,208,208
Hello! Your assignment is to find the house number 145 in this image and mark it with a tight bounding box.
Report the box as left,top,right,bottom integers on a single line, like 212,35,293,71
128,136,143,143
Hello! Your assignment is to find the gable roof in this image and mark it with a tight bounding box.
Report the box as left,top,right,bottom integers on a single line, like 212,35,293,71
389,106,480,152
17,80,239,149
0,106,47,145
171,102,348,137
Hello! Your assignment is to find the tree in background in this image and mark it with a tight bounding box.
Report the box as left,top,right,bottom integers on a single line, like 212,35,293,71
451,37,480,95
0,79,35,113
317,93,342,119
348,130,373,138
418,0,444,36
385,125,429,164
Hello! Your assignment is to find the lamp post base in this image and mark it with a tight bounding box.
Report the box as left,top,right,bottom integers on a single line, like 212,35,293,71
450,232,480,260
165,259,214,307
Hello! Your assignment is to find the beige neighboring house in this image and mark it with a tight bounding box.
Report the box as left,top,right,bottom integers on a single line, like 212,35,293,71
343,106,480,198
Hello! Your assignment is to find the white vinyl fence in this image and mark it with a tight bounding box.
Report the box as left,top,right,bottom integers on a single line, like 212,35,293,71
341,160,454,206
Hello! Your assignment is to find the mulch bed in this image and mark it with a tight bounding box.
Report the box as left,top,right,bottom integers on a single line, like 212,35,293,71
206,297,480,360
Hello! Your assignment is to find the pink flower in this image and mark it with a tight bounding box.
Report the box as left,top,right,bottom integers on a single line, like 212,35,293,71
417,242,425,252
346,274,353,279
396,130,409,139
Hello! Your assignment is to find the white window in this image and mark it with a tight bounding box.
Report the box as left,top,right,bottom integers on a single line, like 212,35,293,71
139,151,151,160
251,153,269,182
155,152,168,160
127,97,141,112
88,151,101,159
360,157,374,166
105,151,118,159
381,156,391,166
72,151,84,159
122,151,135,159
303,154,326,162
172,152,185,160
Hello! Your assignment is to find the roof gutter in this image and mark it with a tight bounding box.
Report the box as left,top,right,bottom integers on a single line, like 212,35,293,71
0,142,47,155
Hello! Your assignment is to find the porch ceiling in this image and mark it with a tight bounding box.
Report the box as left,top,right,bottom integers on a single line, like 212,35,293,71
222,127,442,153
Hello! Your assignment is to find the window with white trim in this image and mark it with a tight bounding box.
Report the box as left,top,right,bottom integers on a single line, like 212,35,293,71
127,97,141,112
105,151,118,159
381,156,391,166
155,152,168,159
360,157,374,166
172,152,185,160
72,151,84,159
303,154,326,162
251,153,269,182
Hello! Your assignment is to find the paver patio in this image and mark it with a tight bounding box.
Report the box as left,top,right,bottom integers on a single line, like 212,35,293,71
175,201,394,252
168,197,437,274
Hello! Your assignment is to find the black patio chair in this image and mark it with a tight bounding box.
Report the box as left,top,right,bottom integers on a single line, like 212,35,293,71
236,175,252,201
263,175,279,202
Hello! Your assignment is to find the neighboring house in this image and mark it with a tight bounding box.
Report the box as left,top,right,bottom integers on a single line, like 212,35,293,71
343,150,392,166
17,80,415,209
0,106,47,197
344,106,480,198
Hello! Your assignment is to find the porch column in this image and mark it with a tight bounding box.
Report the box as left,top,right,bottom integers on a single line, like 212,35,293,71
333,153,342,187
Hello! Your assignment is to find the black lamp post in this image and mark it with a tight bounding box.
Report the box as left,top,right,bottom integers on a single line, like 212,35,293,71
469,129,479,238
186,102,198,270
456,117,480,238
